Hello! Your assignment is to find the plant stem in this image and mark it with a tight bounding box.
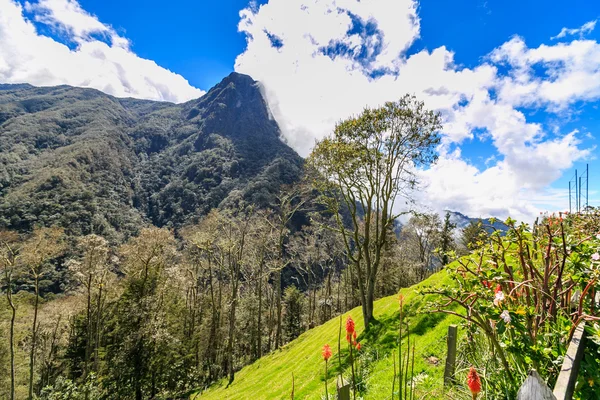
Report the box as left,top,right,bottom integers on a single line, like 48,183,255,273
349,343,356,400
324,360,328,399
392,350,396,400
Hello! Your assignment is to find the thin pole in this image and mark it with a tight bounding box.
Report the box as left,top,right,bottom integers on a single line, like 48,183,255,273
575,170,579,213
569,181,572,214
579,176,583,212
587,164,589,210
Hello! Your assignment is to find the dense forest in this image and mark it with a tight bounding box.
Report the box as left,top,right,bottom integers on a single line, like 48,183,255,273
0,75,497,399
0,73,302,240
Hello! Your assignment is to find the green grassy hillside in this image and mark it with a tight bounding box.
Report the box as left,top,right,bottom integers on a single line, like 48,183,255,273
193,270,461,400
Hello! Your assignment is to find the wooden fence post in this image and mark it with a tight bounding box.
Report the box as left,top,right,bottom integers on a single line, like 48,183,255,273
443,325,457,385
553,322,586,400
337,376,350,400
517,370,557,400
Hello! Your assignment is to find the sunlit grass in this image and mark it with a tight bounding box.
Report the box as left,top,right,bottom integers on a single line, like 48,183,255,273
193,268,461,400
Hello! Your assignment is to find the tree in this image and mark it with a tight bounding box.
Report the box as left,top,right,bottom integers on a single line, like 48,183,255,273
401,213,442,280
188,208,254,385
67,235,111,380
461,221,489,252
439,212,456,265
106,227,177,400
308,95,441,326
266,186,307,348
20,227,66,400
282,286,303,341
0,230,20,400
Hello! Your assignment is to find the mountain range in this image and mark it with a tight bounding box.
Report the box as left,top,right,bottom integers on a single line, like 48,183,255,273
0,73,302,241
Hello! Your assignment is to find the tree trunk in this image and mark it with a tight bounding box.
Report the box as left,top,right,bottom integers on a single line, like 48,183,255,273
7,284,16,400
364,274,376,326
84,274,93,380
227,281,239,385
275,269,282,349
257,266,263,359
28,275,40,400
94,284,103,372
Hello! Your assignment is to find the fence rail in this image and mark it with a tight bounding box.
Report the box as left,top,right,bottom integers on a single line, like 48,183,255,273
516,321,586,400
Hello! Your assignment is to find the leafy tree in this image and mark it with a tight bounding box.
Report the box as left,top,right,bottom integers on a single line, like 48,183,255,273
105,228,177,400
401,213,442,280
461,221,489,251
308,95,441,326
283,286,303,342
439,212,456,265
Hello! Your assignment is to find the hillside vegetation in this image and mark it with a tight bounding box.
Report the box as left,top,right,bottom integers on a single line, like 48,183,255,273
194,269,462,400
0,73,302,240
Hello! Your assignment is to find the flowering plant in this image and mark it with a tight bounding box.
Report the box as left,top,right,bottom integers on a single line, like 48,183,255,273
423,213,600,397
467,367,481,399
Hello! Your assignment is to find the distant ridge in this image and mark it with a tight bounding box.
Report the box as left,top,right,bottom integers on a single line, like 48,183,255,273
446,210,509,232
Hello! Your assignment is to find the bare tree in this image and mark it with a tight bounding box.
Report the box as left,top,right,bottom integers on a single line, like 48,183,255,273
67,234,111,380
20,227,65,400
0,230,20,400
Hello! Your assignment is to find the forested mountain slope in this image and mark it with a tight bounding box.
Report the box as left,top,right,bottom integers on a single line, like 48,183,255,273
0,73,302,241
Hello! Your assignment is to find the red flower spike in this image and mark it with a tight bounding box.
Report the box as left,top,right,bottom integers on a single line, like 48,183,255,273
355,342,361,351
467,367,481,396
398,293,405,307
322,344,332,361
345,316,355,335
353,331,357,340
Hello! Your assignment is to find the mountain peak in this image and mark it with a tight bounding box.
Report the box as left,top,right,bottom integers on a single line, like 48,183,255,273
220,71,256,87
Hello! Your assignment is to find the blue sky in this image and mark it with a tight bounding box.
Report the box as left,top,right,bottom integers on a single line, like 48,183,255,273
2,0,600,220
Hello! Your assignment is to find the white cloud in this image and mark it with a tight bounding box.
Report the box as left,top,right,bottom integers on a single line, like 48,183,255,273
551,19,597,40
491,36,600,109
0,0,204,103
235,0,596,222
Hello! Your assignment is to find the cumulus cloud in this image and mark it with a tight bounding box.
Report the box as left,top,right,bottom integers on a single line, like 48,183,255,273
0,0,203,103
551,19,597,40
235,0,595,221
491,36,600,108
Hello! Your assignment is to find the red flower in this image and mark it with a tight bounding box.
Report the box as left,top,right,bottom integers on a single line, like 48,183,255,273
322,344,332,361
467,367,481,397
495,284,502,294
353,331,357,341
345,316,355,336
355,342,361,351
398,293,405,307
482,280,492,289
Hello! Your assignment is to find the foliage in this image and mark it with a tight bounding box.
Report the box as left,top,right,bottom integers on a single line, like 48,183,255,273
283,285,304,342
308,94,442,326
40,374,102,400
0,74,302,239
580,323,600,398
196,270,459,399
424,212,600,398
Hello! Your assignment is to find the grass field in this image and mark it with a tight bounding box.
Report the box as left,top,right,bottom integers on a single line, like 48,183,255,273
193,269,465,400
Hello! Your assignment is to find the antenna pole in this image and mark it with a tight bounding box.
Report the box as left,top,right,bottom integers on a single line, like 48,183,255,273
586,164,589,211
575,170,579,213
569,181,572,214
